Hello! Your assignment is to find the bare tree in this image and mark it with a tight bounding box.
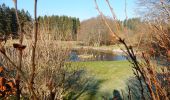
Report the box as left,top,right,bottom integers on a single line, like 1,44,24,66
136,0,170,22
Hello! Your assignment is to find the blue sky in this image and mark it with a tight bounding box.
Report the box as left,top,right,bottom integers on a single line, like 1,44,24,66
0,0,137,21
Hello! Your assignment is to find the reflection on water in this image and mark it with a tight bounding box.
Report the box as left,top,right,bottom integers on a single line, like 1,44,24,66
69,50,126,62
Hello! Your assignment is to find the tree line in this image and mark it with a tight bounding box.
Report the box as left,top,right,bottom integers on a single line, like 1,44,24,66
0,3,143,43
79,16,143,46
0,3,31,37
38,15,80,41
0,4,80,41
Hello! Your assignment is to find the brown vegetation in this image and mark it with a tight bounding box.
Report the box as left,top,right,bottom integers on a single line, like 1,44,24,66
0,0,169,100
0,66,16,98
78,16,118,46
94,0,170,99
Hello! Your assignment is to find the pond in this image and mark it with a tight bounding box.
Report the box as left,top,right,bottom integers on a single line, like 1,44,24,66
69,49,126,62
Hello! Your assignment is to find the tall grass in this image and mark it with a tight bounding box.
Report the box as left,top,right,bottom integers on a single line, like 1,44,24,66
0,0,84,100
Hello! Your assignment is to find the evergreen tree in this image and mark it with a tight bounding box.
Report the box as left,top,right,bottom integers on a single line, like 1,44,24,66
38,15,80,41
0,4,32,37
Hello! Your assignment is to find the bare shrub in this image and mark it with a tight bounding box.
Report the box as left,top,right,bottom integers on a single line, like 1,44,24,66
94,0,170,100
0,1,85,100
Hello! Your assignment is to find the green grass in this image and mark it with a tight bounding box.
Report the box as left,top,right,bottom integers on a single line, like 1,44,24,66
71,60,134,100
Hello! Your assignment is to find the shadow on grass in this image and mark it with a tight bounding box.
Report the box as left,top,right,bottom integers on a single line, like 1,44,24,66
84,79,105,100
124,74,170,100
64,69,105,100
112,89,123,100
107,77,151,100
124,77,150,100
102,89,123,100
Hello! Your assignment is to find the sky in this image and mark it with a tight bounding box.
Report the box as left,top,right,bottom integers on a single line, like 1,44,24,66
0,0,137,21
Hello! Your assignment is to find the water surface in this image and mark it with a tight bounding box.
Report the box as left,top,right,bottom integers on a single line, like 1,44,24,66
69,49,126,62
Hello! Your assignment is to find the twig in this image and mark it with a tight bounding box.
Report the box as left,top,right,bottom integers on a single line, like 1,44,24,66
123,0,132,44
30,0,38,99
128,86,132,100
105,0,120,29
94,0,119,39
12,0,24,99
160,0,170,18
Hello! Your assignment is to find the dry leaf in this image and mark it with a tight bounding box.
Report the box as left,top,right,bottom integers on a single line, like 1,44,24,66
13,43,26,50
0,45,6,54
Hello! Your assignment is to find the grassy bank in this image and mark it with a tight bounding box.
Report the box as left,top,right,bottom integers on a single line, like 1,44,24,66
72,60,134,100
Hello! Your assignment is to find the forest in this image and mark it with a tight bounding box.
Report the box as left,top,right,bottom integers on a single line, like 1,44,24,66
0,4,80,41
